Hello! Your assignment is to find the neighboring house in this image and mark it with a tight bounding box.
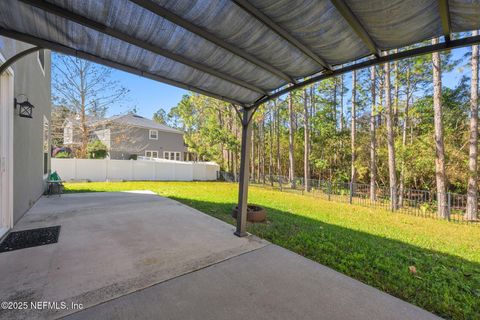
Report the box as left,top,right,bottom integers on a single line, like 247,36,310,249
0,36,51,237
64,113,189,160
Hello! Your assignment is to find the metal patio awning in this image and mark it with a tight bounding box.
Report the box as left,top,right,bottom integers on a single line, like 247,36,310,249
1,0,479,108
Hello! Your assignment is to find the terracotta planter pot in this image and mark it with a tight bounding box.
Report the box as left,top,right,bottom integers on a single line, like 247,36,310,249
231,205,266,222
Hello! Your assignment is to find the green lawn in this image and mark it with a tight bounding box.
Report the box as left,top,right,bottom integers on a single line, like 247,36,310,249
65,181,480,320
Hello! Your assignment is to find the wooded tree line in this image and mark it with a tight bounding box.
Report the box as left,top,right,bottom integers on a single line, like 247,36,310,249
165,38,479,220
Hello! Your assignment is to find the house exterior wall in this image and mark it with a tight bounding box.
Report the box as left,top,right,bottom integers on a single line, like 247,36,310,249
63,119,187,160
93,128,111,149
64,123,111,146
0,37,51,223
63,121,74,145
109,126,186,160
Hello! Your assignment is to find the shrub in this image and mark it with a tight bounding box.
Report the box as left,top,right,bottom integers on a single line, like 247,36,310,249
87,140,108,159
55,151,70,158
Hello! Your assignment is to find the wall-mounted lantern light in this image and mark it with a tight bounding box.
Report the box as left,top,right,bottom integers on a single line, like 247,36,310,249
14,94,34,119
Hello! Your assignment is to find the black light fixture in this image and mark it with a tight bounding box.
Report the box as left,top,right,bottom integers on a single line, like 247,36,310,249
14,94,34,119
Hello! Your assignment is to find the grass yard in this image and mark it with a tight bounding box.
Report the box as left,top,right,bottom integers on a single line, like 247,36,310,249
65,181,480,320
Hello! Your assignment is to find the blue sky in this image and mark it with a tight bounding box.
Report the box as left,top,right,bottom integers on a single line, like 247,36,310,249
104,46,471,119
443,46,470,87
107,70,188,118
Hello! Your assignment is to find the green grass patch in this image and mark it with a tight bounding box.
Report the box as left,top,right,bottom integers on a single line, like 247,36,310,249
65,181,480,319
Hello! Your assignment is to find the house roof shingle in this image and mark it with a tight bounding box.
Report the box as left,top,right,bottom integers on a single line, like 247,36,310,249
106,114,183,134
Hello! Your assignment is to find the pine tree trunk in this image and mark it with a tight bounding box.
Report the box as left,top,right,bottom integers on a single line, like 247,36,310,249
385,61,398,210
339,74,345,165
377,70,383,126
370,66,377,202
340,74,344,132
233,117,238,180
275,99,283,190
310,85,316,180
333,79,337,129
269,103,274,186
288,92,296,188
227,110,232,173
432,37,450,219
351,71,357,186
260,117,264,184
304,88,310,192
310,86,315,130
251,124,255,182
466,30,479,220
399,66,411,207
393,50,399,126
218,110,224,169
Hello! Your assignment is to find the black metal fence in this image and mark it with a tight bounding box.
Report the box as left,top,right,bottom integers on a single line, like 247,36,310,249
218,172,479,224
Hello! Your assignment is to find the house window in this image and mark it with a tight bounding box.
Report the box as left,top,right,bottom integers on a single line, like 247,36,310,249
149,129,158,140
43,116,49,175
37,50,45,75
164,151,180,161
64,125,73,144
145,150,158,158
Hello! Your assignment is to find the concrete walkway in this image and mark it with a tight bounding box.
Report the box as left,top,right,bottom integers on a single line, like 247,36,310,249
0,192,440,320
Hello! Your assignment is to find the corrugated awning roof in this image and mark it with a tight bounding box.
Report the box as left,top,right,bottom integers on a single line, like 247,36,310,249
1,0,479,107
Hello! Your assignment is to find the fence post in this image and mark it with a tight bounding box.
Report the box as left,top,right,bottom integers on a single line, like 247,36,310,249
391,187,394,212
105,158,108,181
152,161,156,181
130,159,134,180
173,161,177,180
349,182,353,204
447,192,451,220
74,158,77,180
328,181,331,201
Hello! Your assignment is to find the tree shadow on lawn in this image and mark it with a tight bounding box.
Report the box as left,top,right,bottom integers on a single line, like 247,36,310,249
169,196,479,320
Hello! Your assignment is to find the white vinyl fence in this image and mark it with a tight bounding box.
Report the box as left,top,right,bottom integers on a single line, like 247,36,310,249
52,158,219,182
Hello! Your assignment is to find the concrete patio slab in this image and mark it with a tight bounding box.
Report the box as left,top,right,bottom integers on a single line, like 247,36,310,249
0,192,267,319
65,244,440,320
0,191,440,320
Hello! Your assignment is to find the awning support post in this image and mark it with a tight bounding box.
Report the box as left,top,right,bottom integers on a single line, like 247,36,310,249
235,107,254,237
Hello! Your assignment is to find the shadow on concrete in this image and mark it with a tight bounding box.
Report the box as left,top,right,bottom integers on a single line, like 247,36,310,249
165,196,480,320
